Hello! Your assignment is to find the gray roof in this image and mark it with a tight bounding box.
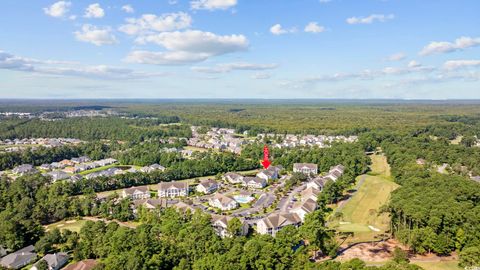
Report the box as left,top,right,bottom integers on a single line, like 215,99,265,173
0,245,36,269
38,252,69,269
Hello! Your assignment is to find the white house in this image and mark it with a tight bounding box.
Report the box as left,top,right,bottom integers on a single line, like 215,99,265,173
208,193,238,211
242,177,267,189
293,163,318,175
158,181,189,198
291,198,317,222
306,177,327,191
196,179,219,194
211,215,248,237
223,172,244,184
256,165,281,181
256,213,302,237
122,186,151,200
30,252,69,270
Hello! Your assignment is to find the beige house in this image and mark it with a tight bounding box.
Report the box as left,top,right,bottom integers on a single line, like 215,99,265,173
242,177,267,189
293,163,318,175
306,177,327,191
196,179,219,194
133,199,167,211
158,181,189,198
256,213,302,237
223,172,244,184
291,198,317,222
121,186,151,200
211,215,249,237
208,193,238,211
301,187,321,202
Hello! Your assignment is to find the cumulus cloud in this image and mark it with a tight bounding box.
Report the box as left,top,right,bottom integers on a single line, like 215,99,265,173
419,36,480,56
443,60,480,70
0,50,160,80
270,24,296,35
43,1,71,18
252,72,272,79
386,52,406,61
74,24,117,46
121,5,134,13
191,62,278,73
119,12,192,35
304,22,325,33
346,14,394,25
84,3,105,18
191,0,237,10
127,30,248,65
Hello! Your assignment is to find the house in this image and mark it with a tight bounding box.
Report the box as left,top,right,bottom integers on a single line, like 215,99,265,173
133,199,167,212
208,193,238,211
291,198,317,222
71,156,90,164
30,252,69,270
211,215,248,237
293,163,318,175
140,164,165,173
329,164,345,175
256,166,282,181
301,187,321,202
63,167,79,174
74,164,89,172
62,259,98,270
256,213,302,237
158,181,189,198
50,162,64,169
242,177,267,189
223,172,244,184
196,179,219,194
59,159,75,167
127,167,138,173
39,164,52,171
172,201,197,213
46,171,70,182
12,164,37,175
0,245,37,270
325,170,342,182
306,177,327,191
122,186,151,200
70,174,83,182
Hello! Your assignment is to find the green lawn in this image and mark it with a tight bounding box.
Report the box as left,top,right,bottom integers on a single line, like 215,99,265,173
330,154,399,243
413,261,462,270
79,164,118,175
45,219,87,233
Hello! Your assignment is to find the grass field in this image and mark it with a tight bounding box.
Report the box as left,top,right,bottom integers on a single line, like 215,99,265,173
331,154,399,243
45,219,87,233
413,261,462,270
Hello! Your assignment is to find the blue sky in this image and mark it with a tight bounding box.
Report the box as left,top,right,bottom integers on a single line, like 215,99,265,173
0,0,479,99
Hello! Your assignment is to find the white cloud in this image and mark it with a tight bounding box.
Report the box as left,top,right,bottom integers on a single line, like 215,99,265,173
386,52,406,61
119,12,192,35
443,60,480,70
43,1,71,18
121,5,134,14
169,0,178,4
252,72,272,79
191,0,237,10
408,60,421,68
319,0,331,3
346,14,394,25
131,30,248,65
419,36,480,56
0,50,160,80
270,24,296,35
191,62,278,73
74,25,117,46
84,3,105,18
304,22,325,33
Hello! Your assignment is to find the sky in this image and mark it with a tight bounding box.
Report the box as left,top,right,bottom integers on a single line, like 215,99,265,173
0,0,479,99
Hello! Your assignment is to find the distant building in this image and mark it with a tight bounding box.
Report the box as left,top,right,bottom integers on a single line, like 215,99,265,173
256,213,302,237
301,187,321,202
242,177,267,189
122,186,151,200
293,163,318,175
46,171,70,182
12,164,37,175
223,172,244,184
306,177,327,191
196,179,219,194
158,181,189,198
209,193,238,211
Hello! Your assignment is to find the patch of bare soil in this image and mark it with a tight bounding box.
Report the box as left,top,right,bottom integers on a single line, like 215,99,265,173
336,239,404,262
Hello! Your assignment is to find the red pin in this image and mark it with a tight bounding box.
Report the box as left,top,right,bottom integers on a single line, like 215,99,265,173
261,145,271,169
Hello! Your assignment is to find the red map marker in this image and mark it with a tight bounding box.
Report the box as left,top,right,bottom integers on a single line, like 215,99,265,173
261,145,271,169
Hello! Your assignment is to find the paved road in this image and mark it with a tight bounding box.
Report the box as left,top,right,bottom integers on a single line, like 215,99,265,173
280,183,306,212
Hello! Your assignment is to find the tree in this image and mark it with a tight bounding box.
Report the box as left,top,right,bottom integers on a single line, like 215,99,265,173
392,247,409,263
459,246,480,267
227,217,243,237
35,259,49,270
299,210,333,259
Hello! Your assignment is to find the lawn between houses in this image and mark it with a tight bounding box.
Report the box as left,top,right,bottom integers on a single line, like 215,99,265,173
329,154,399,244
